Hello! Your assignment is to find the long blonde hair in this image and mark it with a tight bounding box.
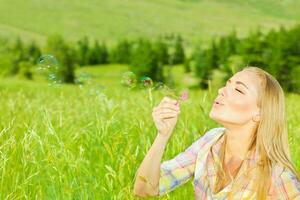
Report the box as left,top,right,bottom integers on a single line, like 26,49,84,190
214,66,300,199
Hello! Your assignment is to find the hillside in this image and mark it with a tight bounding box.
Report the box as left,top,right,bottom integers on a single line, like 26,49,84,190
0,0,299,45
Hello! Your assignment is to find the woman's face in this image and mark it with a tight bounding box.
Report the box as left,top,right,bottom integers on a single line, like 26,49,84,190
209,70,261,125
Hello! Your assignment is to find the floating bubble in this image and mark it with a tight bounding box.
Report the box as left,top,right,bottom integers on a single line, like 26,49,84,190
140,76,153,88
48,72,62,85
89,84,107,96
156,83,178,98
153,82,165,90
153,82,188,103
75,72,92,87
121,71,137,88
37,55,58,71
37,55,62,84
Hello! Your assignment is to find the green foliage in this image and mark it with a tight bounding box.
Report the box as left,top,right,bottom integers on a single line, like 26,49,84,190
192,24,300,93
0,75,299,199
87,40,109,65
184,56,192,73
76,36,90,66
193,45,212,89
17,61,33,79
109,40,132,64
130,38,164,82
172,35,185,65
6,38,40,79
46,35,75,83
153,38,169,66
1,23,300,92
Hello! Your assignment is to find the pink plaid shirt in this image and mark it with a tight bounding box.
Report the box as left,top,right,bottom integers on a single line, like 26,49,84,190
159,127,300,199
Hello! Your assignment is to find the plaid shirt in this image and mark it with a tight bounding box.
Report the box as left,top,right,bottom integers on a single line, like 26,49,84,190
159,127,300,199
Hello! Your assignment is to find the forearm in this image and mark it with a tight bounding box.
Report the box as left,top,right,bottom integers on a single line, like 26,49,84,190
133,133,170,197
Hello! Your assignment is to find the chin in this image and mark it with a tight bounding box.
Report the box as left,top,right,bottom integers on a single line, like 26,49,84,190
209,110,218,121
209,110,225,124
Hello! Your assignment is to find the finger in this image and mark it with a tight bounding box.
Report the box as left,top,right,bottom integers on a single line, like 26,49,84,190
156,109,180,115
153,108,180,116
160,103,180,111
158,113,179,119
160,97,178,105
152,107,180,113
156,111,179,116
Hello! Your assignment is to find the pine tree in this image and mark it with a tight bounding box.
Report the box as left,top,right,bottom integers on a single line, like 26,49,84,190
130,38,164,82
172,35,185,64
193,45,212,89
153,38,169,66
46,35,75,83
110,39,132,64
77,36,90,66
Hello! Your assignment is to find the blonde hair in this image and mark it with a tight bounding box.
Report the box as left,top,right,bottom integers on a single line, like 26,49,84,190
213,66,300,199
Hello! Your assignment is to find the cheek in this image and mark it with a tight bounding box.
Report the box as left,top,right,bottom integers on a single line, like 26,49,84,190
230,98,253,113
209,93,258,125
225,97,256,121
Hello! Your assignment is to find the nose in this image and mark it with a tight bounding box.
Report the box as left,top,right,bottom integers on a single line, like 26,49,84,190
218,86,225,97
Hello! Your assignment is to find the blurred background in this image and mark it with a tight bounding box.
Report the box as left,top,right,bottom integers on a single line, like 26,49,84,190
0,0,299,199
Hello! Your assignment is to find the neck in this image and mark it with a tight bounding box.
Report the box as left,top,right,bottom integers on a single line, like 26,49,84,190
224,125,256,160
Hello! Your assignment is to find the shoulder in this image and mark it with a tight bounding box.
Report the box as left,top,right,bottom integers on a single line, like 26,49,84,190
200,127,225,142
187,127,225,151
270,164,300,199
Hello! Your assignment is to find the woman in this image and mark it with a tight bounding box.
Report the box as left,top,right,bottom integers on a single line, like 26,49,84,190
133,66,300,199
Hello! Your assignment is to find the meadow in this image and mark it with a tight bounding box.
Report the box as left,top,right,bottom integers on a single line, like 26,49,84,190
1,0,300,45
0,65,299,199
1,0,300,198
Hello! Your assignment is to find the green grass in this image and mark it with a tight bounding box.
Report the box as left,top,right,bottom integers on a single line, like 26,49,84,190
0,0,300,45
0,65,299,199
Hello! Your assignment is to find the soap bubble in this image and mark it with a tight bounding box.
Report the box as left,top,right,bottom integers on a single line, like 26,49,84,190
155,83,177,98
140,76,153,88
75,72,92,87
37,55,62,84
37,55,58,71
153,82,165,90
153,82,189,104
121,71,137,88
89,84,107,96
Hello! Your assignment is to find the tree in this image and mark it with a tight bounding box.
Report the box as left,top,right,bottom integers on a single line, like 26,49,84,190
130,38,164,82
46,35,75,83
76,36,90,66
26,41,41,64
172,35,185,64
87,40,109,65
109,39,132,64
193,45,212,89
153,38,169,66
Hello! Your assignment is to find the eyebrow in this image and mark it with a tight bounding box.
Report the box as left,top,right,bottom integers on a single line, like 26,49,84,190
227,79,249,90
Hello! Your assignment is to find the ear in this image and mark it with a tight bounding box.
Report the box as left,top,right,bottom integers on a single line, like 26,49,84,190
253,114,260,122
253,109,260,122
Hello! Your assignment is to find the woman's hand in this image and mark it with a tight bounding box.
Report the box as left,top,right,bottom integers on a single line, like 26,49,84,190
152,97,180,139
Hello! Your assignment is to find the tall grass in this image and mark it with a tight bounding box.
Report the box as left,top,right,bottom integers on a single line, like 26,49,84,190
0,77,299,199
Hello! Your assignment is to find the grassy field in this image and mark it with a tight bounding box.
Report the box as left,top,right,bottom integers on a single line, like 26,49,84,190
0,0,300,45
0,65,299,199
1,1,300,198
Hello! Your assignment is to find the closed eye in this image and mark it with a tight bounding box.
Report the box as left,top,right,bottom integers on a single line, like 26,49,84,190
235,89,243,94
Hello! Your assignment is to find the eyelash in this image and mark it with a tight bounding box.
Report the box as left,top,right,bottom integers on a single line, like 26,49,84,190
225,82,244,94
235,89,243,94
